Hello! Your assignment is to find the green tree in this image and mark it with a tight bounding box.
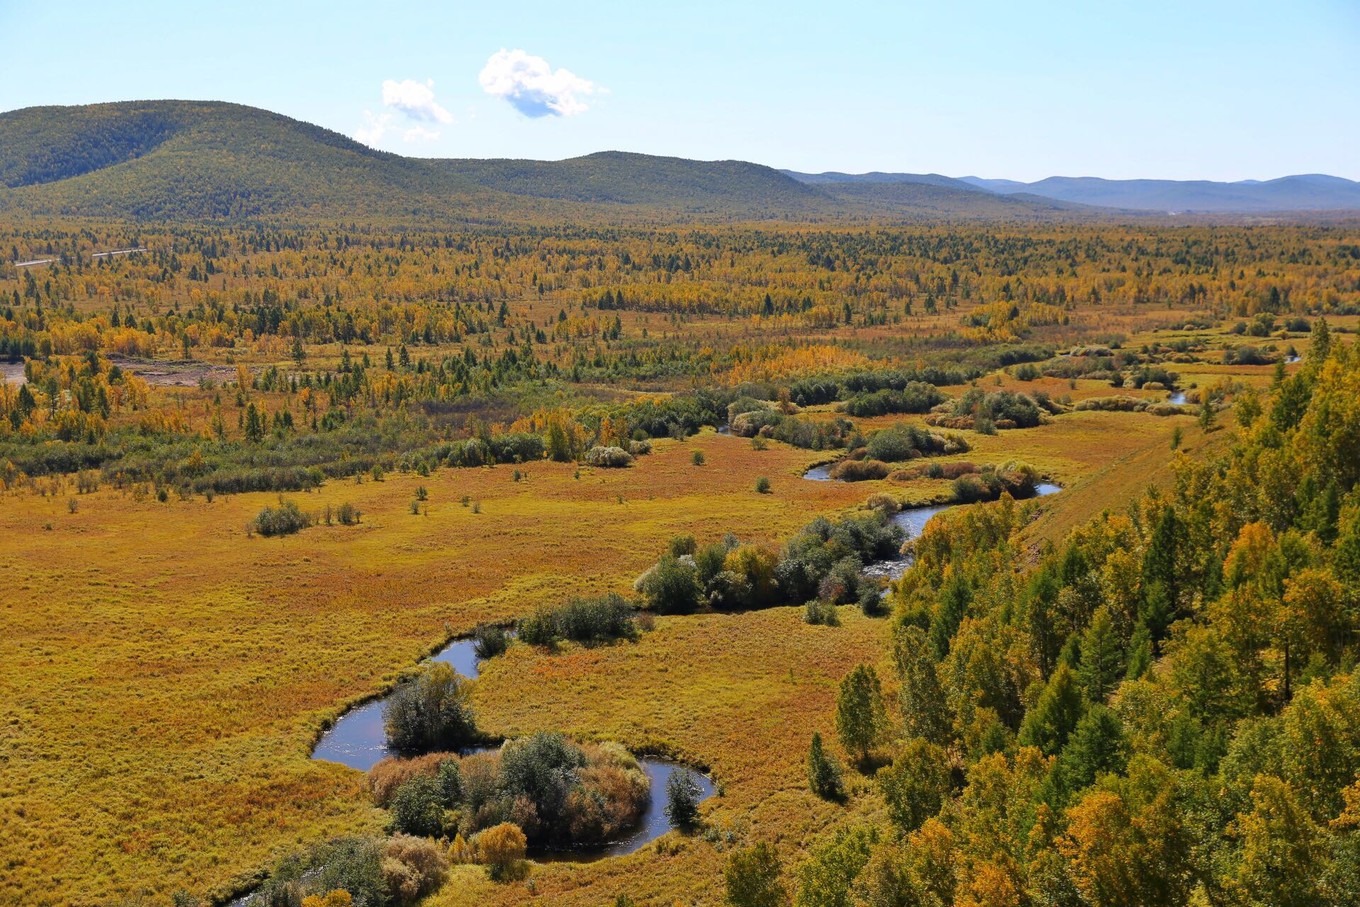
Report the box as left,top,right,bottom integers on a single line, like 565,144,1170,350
725,842,789,907
794,827,875,907
1018,663,1084,756
807,732,845,801
244,401,265,443
1077,608,1124,703
836,664,887,765
893,625,952,745
878,738,950,834
1052,705,1128,800
1140,506,1183,645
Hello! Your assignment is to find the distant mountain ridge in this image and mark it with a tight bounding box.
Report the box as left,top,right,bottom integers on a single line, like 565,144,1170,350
787,170,1360,213
1,100,1356,222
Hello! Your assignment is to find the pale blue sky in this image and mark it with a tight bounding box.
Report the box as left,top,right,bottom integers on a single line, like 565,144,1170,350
0,0,1356,180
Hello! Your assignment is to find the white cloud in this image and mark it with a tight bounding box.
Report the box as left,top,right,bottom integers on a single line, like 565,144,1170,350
402,125,441,143
354,111,393,147
354,79,455,147
478,49,597,118
381,78,454,125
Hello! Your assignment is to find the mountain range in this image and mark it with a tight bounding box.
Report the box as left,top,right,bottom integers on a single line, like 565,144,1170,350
1,101,1356,223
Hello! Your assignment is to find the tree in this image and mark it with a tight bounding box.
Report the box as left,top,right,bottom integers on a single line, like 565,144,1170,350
836,664,887,765
1019,663,1084,756
725,842,789,907
1231,775,1324,907
878,738,950,834
1052,705,1128,800
794,826,876,907
244,401,265,443
1077,608,1124,703
1140,506,1183,645
665,767,703,828
1060,757,1192,907
807,732,845,801
893,625,951,745
383,662,477,755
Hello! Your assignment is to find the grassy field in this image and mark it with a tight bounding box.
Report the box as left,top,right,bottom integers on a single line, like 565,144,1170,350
0,397,1205,905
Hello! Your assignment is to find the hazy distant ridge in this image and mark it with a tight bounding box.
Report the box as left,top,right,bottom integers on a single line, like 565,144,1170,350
787,170,1360,212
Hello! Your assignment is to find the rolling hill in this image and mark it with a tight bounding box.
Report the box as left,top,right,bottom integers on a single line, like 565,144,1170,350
0,101,1103,223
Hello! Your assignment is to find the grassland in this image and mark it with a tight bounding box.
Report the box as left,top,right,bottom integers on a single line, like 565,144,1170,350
0,393,1214,905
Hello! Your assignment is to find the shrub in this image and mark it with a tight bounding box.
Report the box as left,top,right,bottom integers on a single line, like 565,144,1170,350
636,554,702,614
368,752,458,806
724,843,788,907
864,424,965,462
842,382,944,417
584,445,634,468
665,768,703,828
389,774,448,838
692,450,705,466
805,599,841,626
472,625,510,659
670,534,697,557
251,500,311,537
755,476,772,494
382,835,449,905
477,822,528,882
383,663,477,756
520,594,638,647
859,583,889,617
336,502,360,525
828,459,891,482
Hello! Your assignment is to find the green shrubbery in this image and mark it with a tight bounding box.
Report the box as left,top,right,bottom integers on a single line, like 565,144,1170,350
250,500,311,536
637,512,905,614
518,594,638,647
383,663,477,756
842,382,944,417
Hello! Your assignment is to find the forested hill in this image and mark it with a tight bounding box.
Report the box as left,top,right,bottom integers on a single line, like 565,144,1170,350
0,101,1094,223
829,323,1360,905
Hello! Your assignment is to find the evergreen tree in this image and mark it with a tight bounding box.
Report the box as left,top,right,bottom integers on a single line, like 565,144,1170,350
807,732,845,801
1019,663,1084,756
1077,607,1124,703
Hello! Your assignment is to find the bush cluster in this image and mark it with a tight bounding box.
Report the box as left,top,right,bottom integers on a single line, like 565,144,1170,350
371,733,650,848
518,593,638,647
250,500,311,536
637,512,905,614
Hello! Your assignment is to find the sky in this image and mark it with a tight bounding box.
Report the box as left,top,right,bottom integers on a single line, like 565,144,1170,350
0,0,1357,181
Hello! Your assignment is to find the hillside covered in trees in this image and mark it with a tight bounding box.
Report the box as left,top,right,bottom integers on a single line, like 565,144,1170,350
0,102,1113,223
759,327,1360,907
